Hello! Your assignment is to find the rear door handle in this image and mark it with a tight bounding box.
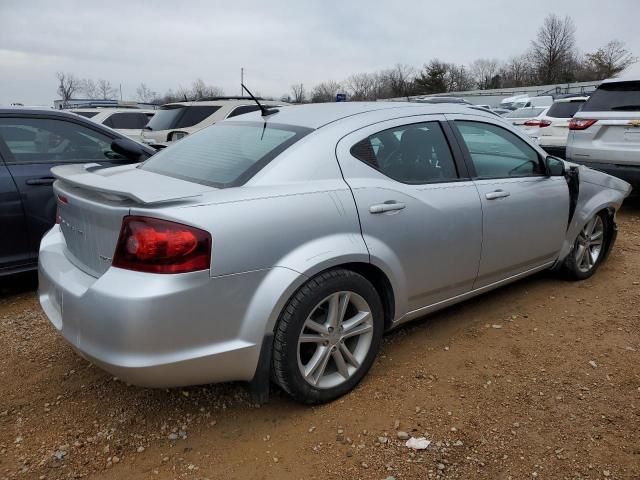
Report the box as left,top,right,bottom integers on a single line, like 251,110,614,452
369,201,406,214
485,190,510,200
26,177,55,186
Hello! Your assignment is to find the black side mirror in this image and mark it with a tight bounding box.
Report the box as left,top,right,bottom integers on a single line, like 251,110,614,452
110,138,146,162
545,156,566,177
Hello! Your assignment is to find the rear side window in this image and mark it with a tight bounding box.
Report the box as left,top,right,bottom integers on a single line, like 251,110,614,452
140,121,312,188
227,105,262,118
146,106,221,131
582,81,640,112
546,101,585,118
350,122,458,184
104,113,149,129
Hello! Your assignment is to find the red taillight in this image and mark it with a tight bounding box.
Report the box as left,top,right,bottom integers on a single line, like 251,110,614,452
112,216,211,274
56,195,67,224
523,120,541,127
569,118,597,130
539,119,551,127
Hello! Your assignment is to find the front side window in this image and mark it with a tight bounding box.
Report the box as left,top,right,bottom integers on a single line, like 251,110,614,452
350,122,458,184
140,121,311,188
0,117,122,164
455,121,543,178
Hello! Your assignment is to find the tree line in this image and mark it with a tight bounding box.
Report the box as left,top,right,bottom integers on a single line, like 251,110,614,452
286,14,636,103
56,14,636,106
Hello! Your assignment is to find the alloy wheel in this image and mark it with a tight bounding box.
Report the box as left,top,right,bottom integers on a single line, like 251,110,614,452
297,291,373,389
574,216,604,273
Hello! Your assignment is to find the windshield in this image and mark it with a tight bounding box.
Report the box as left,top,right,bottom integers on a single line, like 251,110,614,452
582,81,640,112
546,101,585,118
140,121,312,188
505,107,544,118
145,105,221,131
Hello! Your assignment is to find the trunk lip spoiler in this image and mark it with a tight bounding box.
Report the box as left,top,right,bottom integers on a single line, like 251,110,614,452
50,163,211,205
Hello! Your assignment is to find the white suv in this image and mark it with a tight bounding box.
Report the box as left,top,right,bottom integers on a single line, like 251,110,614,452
141,98,285,145
72,108,155,142
537,96,588,158
566,78,640,190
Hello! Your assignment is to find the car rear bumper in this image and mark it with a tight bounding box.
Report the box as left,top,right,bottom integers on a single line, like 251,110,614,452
38,227,296,387
570,160,640,189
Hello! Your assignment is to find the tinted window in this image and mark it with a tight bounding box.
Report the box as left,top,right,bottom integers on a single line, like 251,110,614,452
505,107,545,118
140,121,312,188
350,122,458,184
546,100,585,118
74,111,99,119
582,81,640,112
227,105,262,118
146,106,221,130
0,117,123,164
105,112,149,129
455,121,543,178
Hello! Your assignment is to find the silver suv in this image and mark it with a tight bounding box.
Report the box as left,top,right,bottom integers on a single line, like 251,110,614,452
566,78,640,190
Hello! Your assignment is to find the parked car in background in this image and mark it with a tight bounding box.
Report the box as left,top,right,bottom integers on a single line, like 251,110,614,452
411,96,471,105
528,96,554,108
141,97,285,146
71,108,155,142
38,102,630,404
537,96,588,158
504,106,550,139
491,108,512,116
499,94,529,110
0,107,155,276
567,77,640,190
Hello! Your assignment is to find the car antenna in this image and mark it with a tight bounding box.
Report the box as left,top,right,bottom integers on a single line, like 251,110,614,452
241,83,279,117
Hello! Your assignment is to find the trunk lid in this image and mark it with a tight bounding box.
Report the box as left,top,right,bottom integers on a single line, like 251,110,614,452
52,163,215,277
572,111,640,164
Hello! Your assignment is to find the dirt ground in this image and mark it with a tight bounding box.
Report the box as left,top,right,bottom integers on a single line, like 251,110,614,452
1,201,639,480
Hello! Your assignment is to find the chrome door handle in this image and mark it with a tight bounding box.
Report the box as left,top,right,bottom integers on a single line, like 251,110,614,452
485,190,510,200
369,201,406,214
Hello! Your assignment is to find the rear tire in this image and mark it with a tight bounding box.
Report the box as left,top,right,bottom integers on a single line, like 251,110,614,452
272,269,383,404
563,211,609,280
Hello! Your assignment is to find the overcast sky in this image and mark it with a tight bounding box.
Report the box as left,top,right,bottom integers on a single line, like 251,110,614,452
1,0,639,105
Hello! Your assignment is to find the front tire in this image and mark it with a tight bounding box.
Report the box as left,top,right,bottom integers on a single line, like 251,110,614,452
563,211,609,280
272,269,383,404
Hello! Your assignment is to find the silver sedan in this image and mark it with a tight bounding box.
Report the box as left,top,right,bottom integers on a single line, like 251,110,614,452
38,102,631,404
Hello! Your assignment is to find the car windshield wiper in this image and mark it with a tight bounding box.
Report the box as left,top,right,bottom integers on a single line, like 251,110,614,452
611,105,640,111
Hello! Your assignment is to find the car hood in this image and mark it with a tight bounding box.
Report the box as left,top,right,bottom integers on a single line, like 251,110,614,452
568,162,633,196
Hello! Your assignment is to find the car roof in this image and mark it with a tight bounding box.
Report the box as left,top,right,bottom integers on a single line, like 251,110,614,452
71,108,156,114
228,102,498,129
0,106,76,116
554,96,589,103
163,99,285,108
599,76,640,85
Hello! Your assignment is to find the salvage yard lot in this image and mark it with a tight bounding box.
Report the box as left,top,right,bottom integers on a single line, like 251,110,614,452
1,202,639,480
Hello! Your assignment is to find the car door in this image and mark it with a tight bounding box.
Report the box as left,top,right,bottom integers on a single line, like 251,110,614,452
0,137,30,272
336,116,483,316
447,115,569,288
0,115,126,256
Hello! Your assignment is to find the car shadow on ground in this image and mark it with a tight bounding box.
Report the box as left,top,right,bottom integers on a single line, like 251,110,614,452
0,271,37,297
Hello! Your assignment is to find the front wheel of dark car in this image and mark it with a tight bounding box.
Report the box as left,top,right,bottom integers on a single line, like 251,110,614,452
563,211,610,280
272,269,384,404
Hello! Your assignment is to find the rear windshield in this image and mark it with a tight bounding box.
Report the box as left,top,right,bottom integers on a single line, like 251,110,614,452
145,105,221,131
140,121,312,188
505,107,544,118
546,100,585,118
74,111,98,119
104,112,150,129
582,81,640,112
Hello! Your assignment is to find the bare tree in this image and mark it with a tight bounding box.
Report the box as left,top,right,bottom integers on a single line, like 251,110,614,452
380,64,416,97
190,78,224,100
585,40,637,79
136,83,158,103
96,79,116,99
290,84,306,103
531,14,576,84
56,72,80,101
471,58,501,89
500,55,534,87
80,79,99,99
345,73,377,100
310,80,342,103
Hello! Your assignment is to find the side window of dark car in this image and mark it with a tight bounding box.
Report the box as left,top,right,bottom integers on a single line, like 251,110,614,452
227,105,261,118
455,121,543,178
350,122,458,184
0,117,123,164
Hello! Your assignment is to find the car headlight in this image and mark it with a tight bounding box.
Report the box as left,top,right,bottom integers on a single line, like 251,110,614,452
168,131,188,142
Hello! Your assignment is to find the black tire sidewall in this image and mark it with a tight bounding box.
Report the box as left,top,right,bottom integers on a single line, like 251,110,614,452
273,270,383,404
